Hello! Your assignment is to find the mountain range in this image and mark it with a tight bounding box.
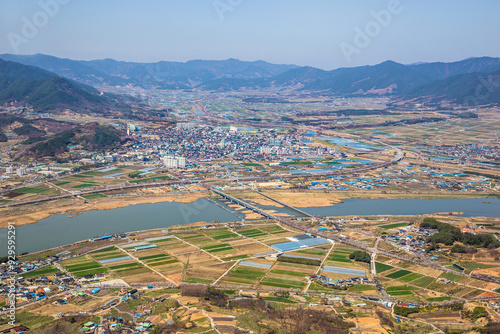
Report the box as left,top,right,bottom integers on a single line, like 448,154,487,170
1,54,500,107
0,54,299,89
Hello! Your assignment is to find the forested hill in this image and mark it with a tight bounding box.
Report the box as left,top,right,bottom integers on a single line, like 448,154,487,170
0,59,117,112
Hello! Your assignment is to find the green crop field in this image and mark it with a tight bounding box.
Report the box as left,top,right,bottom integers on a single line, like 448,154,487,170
181,234,203,239
262,297,298,304
379,223,409,229
81,171,101,176
239,229,267,237
411,276,435,288
204,230,239,240
328,250,353,263
270,269,308,277
65,263,102,272
139,254,171,261
457,262,496,272
260,225,287,234
348,285,377,292
208,246,234,253
223,266,267,284
282,161,313,166
91,246,117,253
223,254,250,261
375,262,394,273
295,249,326,256
114,267,150,276
149,237,175,243
129,175,171,183
386,285,417,296
439,272,465,282
427,296,452,302
149,259,179,267
73,268,108,277
21,266,61,278
260,277,306,289
63,259,102,273
183,237,213,245
92,252,124,260
202,243,232,250
108,263,143,270
154,238,177,244
386,270,412,279
13,187,49,194
183,277,213,284
398,273,424,283
72,183,97,189
83,193,107,199
54,181,70,186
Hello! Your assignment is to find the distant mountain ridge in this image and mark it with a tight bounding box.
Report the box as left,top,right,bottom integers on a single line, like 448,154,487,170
1,54,500,106
0,54,299,89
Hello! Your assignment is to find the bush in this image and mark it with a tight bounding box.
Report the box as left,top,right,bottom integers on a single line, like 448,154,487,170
451,244,466,253
349,250,371,263
393,305,421,317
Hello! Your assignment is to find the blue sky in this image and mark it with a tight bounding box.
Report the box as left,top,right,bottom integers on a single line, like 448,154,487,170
1,0,499,70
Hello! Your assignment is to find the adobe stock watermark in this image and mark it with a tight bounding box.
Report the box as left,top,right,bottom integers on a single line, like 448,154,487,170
464,74,500,108
178,198,211,225
6,222,17,326
7,0,71,54
142,63,172,89
213,0,243,21
339,0,405,63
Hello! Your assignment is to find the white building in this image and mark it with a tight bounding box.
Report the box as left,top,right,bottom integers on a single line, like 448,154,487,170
127,124,141,131
163,156,186,169
177,122,196,130
16,167,25,176
177,157,186,168
5,166,13,174
164,156,178,168
260,146,271,154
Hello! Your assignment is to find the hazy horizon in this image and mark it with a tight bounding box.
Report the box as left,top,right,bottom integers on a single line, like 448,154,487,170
1,0,499,70
1,52,498,71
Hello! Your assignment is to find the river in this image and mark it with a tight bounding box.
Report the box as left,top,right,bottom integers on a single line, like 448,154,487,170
1,197,499,256
0,199,239,256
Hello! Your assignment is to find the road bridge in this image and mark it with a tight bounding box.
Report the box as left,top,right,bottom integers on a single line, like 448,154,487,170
211,189,274,219
255,190,313,217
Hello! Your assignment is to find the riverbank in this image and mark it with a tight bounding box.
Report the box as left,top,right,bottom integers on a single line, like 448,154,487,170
1,189,498,229
0,191,207,229
225,190,498,208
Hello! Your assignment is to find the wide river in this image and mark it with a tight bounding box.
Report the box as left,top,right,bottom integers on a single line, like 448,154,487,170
1,197,499,256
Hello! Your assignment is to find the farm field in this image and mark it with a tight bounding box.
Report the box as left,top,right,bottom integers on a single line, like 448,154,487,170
20,265,62,278
221,265,268,285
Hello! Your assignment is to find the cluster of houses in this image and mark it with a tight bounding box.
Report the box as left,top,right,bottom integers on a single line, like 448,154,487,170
0,273,76,312
381,225,435,255
307,274,374,288
0,251,72,278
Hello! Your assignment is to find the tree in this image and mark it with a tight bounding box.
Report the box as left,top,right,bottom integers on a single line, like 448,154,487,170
349,250,371,263
450,244,466,253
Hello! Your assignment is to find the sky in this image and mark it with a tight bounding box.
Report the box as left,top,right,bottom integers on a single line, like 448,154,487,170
0,0,499,70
